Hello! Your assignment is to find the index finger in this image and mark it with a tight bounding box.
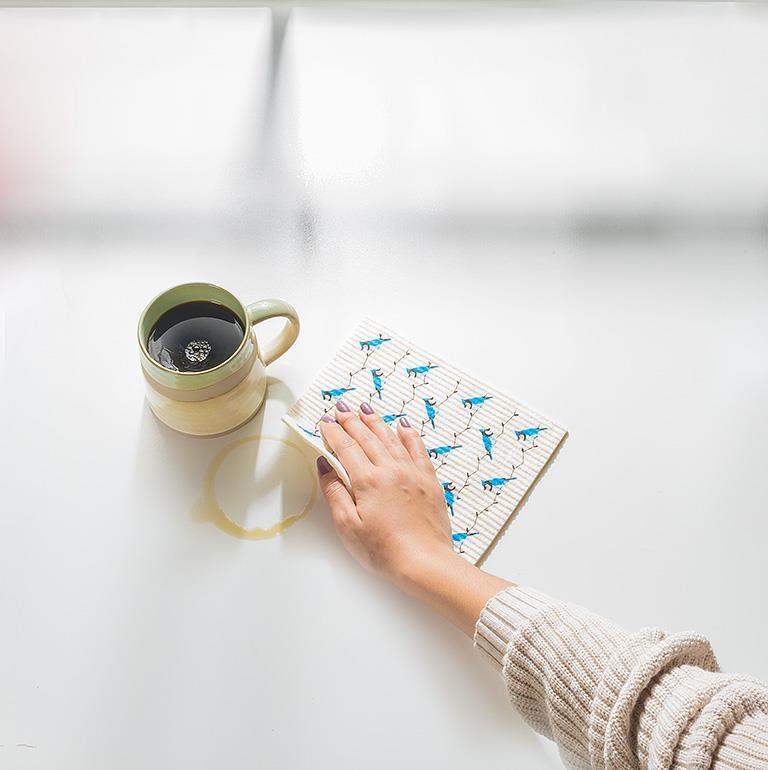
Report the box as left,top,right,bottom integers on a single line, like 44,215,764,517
319,416,373,483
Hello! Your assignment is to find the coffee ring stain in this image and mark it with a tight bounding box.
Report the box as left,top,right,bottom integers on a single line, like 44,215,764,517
194,434,317,539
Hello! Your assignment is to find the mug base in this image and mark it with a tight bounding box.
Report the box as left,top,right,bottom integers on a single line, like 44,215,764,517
146,393,266,438
144,356,268,437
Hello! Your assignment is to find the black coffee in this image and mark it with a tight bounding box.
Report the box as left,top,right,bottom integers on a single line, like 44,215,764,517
147,301,245,372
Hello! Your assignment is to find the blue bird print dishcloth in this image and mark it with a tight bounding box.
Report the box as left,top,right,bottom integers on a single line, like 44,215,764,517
283,319,567,565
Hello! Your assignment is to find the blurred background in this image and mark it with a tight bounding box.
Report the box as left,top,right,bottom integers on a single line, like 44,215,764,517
2,3,768,247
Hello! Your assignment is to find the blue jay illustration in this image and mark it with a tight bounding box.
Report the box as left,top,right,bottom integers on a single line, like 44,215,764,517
370,369,384,400
481,476,516,490
359,336,392,350
406,363,439,378
442,481,456,516
427,444,463,459
515,426,548,441
462,395,493,408
423,397,437,429
321,387,356,400
382,413,407,424
300,426,320,438
452,531,479,543
479,428,494,460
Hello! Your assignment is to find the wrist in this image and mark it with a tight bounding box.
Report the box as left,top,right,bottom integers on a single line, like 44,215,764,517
388,542,461,597
387,542,514,638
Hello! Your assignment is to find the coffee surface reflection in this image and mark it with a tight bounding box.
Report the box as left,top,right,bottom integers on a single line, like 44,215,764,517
147,301,245,372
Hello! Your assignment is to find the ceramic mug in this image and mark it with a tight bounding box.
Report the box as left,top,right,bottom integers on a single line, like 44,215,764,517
138,282,299,436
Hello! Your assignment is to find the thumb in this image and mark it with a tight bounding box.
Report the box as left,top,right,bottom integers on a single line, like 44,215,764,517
316,456,359,526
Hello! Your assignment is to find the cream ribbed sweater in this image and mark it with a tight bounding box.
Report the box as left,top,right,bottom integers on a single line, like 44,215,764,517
474,587,768,769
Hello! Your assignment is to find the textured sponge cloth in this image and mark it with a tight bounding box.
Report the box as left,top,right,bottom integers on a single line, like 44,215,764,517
283,319,567,565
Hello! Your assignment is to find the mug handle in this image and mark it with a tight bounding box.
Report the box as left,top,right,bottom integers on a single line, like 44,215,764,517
246,299,300,366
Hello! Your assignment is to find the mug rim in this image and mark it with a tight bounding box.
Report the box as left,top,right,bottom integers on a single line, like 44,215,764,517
137,282,250,378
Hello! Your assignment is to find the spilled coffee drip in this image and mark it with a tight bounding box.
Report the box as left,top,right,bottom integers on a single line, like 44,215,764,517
147,301,245,373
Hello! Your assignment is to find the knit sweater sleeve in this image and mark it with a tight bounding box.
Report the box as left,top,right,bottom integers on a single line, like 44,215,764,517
474,586,768,770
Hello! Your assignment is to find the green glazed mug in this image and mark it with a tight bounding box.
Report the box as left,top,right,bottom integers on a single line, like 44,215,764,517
138,282,299,436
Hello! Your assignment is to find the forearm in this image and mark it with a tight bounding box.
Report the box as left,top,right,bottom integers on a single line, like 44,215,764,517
390,549,768,769
473,585,768,770
391,546,512,638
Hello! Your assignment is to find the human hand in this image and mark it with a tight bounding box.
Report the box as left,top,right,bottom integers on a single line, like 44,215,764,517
316,400,453,585
315,398,512,637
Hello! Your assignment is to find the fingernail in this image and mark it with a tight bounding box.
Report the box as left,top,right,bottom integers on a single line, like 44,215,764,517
321,414,335,423
336,399,351,413
360,402,374,415
316,456,332,476
400,417,411,428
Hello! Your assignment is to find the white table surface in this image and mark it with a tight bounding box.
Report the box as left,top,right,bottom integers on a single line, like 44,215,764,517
2,5,767,769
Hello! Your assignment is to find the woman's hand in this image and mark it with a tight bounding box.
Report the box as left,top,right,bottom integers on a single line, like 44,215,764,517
316,399,512,637
316,401,453,582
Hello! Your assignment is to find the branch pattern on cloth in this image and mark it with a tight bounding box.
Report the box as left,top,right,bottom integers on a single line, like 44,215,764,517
300,333,550,555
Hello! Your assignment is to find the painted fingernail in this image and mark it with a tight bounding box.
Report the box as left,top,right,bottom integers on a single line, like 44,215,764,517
336,399,351,413
316,456,332,476
321,414,335,423
399,417,411,428
360,402,374,415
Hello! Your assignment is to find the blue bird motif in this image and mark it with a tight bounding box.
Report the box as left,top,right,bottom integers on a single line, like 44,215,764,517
406,363,439,378
359,336,392,350
427,444,463,459
462,395,493,408
481,476,516,490
321,387,356,400
442,481,456,516
382,413,407,424
370,369,384,400
300,426,320,438
515,426,548,441
452,531,479,543
423,397,437,429
479,428,494,460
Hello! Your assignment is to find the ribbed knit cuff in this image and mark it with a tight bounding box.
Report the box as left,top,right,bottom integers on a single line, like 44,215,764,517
473,585,557,671
635,664,762,769
473,585,768,770
719,713,768,769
